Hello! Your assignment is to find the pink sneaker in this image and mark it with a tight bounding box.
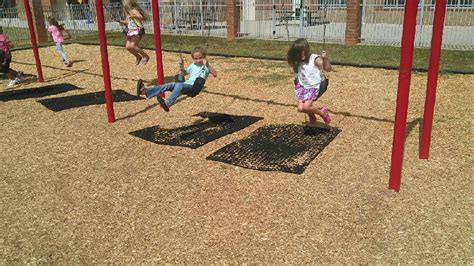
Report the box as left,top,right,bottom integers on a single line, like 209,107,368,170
308,114,317,124
321,106,331,124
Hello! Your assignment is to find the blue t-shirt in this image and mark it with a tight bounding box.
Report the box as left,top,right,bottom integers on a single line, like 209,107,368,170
185,63,209,85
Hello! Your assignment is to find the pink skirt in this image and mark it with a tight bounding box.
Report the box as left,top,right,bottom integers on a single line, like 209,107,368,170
294,82,319,102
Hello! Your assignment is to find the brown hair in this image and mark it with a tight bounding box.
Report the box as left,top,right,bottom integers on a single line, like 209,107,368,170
47,16,65,31
191,46,207,58
287,38,311,73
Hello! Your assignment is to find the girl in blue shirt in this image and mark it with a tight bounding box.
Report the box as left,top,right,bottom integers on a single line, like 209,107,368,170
137,46,217,112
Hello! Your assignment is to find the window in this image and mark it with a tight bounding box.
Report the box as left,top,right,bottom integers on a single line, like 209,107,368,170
432,0,474,8
385,0,473,8
2,0,16,8
320,0,347,8
384,0,405,8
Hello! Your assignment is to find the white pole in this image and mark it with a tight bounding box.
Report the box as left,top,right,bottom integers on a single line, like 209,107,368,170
174,0,178,34
200,0,204,35
272,0,276,37
361,0,367,41
418,0,425,47
299,0,304,37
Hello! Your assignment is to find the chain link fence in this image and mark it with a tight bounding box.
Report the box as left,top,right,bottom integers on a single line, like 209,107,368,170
0,1,472,50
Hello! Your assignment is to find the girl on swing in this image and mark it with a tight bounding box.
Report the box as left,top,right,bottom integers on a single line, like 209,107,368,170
136,46,217,112
287,38,332,125
0,26,22,89
116,0,150,65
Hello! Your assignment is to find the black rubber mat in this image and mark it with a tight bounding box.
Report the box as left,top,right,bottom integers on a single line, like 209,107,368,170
207,124,341,174
37,89,142,111
129,112,263,149
0,83,80,102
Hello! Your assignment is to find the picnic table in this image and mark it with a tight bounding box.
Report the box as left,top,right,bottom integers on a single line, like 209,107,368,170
276,9,330,26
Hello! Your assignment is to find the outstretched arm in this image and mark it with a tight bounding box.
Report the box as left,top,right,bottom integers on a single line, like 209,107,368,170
203,59,217,77
61,24,72,39
115,18,128,25
315,51,332,72
6,39,13,49
178,58,186,76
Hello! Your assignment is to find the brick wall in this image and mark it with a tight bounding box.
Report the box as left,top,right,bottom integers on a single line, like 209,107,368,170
345,0,362,44
226,0,240,40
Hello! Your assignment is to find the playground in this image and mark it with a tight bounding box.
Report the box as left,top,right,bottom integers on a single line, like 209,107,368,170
0,43,472,263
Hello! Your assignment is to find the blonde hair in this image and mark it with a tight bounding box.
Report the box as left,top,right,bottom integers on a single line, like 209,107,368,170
123,0,149,21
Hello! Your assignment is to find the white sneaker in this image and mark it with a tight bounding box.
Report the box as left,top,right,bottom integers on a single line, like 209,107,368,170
15,71,23,80
6,80,16,89
139,56,149,65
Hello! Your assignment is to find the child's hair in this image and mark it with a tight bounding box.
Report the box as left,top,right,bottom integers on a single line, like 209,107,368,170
191,46,207,58
123,0,150,21
47,16,65,31
287,38,311,73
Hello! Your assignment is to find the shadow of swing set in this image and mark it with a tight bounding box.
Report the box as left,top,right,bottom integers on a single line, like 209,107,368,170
0,76,339,174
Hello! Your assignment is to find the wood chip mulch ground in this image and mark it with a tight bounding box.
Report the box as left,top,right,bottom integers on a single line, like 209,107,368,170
0,44,472,263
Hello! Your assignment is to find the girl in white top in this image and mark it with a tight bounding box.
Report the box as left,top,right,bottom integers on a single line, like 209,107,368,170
287,38,332,124
116,0,150,65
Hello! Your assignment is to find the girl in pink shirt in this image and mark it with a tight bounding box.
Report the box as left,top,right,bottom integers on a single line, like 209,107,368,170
47,16,72,67
0,26,23,89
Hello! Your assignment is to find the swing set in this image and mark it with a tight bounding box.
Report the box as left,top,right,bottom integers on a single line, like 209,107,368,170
9,0,449,193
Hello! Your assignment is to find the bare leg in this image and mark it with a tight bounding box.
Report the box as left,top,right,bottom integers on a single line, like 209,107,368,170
7,68,16,80
128,37,149,60
125,40,142,64
302,100,331,124
301,100,324,118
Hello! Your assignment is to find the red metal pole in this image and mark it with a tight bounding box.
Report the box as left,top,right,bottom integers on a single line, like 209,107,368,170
388,0,419,192
95,0,115,123
23,0,44,82
419,0,447,159
151,0,165,85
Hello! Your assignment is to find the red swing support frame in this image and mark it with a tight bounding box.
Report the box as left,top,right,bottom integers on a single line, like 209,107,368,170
389,0,447,192
95,0,165,123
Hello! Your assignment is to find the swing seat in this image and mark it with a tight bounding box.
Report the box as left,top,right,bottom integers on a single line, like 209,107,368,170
187,77,206,97
175,73,185,83
122,26,128,35
318,78,329,98
293,77,329,99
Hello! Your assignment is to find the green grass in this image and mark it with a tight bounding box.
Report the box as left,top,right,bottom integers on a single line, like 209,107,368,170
14,31,474,73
